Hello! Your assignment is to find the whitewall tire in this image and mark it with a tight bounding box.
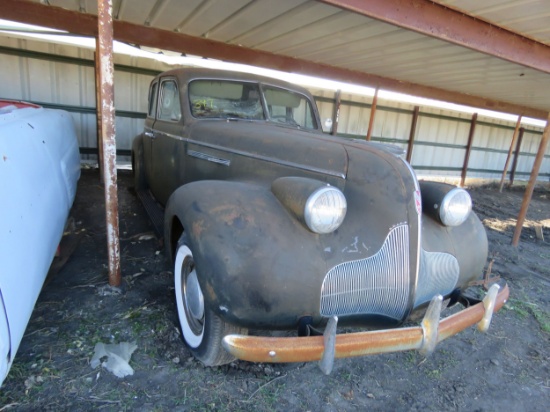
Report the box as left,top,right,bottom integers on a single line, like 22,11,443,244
174,236,247,366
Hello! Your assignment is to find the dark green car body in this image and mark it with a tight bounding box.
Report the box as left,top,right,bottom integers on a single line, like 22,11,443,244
132,68,488,333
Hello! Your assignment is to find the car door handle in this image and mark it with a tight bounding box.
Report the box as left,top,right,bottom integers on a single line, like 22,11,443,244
144,131,155,138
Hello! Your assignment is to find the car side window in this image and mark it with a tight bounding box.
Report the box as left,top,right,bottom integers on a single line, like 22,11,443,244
158,80,182,122
148,81,158,118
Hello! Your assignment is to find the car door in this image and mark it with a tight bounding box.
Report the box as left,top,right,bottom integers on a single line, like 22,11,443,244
142,80,158,186
150,77,185,205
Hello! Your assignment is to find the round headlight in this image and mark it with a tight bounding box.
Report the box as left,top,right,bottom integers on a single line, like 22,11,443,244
439,188,472,227
304,186,347,234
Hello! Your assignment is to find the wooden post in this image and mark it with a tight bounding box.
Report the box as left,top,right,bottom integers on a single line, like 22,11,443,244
460,113,478,187
366,87,378,141
98,0,121,286
512,113,550,246
331,89,341,136
406,106,420,163
510,127,525,186
498,115,522,192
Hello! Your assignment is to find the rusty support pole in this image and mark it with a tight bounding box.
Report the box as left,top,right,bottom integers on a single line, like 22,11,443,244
512,113,550,246
366,87,378,141
498,115,522,192
331,89,342,136
461,113,478,187
406,106,420,163
510,127,525,186
98,0,121,286
94,45,104,183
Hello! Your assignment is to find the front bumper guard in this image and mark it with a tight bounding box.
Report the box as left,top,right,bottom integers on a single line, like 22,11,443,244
222,283,509,374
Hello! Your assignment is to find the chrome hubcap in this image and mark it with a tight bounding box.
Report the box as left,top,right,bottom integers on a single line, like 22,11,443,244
186,268,204,321
181,254,205,335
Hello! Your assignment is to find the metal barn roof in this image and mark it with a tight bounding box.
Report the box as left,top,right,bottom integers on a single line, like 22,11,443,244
2,0,550,120
1,0,548,285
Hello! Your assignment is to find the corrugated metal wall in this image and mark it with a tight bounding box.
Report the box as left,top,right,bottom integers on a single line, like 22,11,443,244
0,36,167,162
1,34,548,181
313,86,549,181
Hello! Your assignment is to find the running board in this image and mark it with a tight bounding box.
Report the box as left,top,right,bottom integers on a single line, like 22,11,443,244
136,189,165,239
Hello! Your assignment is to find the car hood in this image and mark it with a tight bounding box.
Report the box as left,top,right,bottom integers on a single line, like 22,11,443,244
187,120,349,180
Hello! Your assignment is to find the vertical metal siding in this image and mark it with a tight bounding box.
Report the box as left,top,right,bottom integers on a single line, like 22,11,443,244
0,36,156,162
310,85,549,180
519,130,550,178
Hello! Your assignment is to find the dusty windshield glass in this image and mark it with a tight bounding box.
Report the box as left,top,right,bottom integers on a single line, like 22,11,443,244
263,86,317,130
189,80,264,120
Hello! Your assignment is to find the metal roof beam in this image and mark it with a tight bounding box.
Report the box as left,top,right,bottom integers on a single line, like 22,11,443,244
319,0,550,75
1,0,547,119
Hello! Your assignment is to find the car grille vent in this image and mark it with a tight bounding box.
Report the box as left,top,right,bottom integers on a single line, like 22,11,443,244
413,250,459,308
320,224,410,321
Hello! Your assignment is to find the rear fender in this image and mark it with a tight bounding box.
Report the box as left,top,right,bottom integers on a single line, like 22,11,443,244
131,134,148,190
131,134,144,167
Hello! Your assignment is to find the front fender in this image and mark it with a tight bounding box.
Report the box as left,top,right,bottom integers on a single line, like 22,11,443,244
420,209,488,291
164,180,327,329
415,181,488,307
419,181,488,286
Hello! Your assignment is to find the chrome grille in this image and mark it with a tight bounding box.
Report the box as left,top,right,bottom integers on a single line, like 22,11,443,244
320,224,410,320
413,249,459,307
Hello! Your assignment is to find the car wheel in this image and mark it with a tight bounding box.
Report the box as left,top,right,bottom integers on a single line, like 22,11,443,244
174,236,246,366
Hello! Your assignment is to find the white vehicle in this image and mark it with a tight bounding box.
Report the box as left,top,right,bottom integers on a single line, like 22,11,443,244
0,100,80,386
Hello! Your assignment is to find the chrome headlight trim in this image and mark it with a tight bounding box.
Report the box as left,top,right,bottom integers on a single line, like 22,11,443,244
304,186,347,234
439,188,472,227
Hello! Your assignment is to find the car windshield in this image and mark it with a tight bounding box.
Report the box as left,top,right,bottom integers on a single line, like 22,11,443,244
188,80,318,129
263,86,317,130
189,80,264,120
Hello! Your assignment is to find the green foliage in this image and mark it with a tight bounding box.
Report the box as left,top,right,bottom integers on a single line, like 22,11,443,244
508,298,550,334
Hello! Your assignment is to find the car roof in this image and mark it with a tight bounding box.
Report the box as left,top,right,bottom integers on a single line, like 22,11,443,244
155,67,313,96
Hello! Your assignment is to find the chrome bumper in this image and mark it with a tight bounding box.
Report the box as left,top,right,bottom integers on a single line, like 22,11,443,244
222,284,509,374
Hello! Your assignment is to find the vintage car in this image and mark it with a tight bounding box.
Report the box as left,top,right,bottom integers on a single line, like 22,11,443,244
132,68,508,373
0,100,81,386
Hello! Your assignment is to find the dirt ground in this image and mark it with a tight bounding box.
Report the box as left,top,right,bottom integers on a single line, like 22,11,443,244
1,169,549,411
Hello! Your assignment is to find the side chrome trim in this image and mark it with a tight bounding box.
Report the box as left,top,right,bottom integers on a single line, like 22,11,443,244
187,149,231,167
187,138,346,179
146,128,345,179
147,129,183,141
401,158,422,307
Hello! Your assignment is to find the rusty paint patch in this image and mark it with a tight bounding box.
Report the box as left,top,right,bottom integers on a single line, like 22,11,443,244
210,204,236,215
222,210,245,226
205,283,217,303
191,219,206,238
211,205,255,228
